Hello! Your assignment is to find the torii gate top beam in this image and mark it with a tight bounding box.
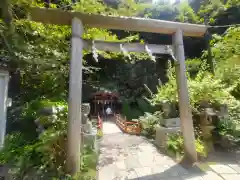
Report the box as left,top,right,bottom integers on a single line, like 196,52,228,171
29,8,207,37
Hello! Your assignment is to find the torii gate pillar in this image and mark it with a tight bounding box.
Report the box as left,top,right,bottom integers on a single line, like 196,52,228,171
173,29,198,162
67,17,83,175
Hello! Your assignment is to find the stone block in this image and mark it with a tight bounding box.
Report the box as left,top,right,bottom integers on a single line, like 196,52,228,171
220,174,240,180
202,171,224,180
134,167,152,178
209,164,237,174
98,164,118,180
127,170,139,179
115,160,126,170
228,164,240,173
161,118,180,127
155,125,181,149
124,156,141,169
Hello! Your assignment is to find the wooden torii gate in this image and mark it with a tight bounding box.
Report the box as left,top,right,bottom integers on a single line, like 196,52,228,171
28,7,207,175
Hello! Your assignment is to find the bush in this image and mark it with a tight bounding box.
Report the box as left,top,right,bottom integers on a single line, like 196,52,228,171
152,60,240,153
122,101,143,120
137,98,156,113
97,129,103,139
139,111,163,139
215,98,240,145
0,103,68,179
0,101,97,180
0,132,28,165
151,65,178,104
167,133,206,158
151,64,233,113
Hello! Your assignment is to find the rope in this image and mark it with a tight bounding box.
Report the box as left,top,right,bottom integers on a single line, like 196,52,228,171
208,24,240,28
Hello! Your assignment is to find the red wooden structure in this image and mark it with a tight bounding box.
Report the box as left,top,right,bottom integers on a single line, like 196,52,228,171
97,115,103,130
91,91,119,116
115,114,141,135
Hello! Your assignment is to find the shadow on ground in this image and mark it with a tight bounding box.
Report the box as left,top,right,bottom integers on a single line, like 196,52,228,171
205,150,240,164
128,163,206,180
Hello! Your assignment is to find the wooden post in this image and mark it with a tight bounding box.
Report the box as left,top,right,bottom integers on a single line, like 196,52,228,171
172,29,197,162
0,71,9,149
67,17,84,175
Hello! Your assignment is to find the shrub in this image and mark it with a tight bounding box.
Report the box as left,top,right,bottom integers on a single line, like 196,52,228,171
151,64,233,113
0,101,97,179
97,129,103,139
167,133,206,158
0,132,28,164
151,65,177,104
139,111,163,139
137,98,156,113
152,61,240,153
122,101,143,120
0,104,68,179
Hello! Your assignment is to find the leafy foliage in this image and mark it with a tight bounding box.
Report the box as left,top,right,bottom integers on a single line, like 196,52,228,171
212,27,240,97
139,111,163,139
0,102,97,179
151,61,178,104
167,133,206,158
151,25,240,153
151,60,238,114
0,102,68,179
1,0,240,178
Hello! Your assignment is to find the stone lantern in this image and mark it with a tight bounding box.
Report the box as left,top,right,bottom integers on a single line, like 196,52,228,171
199,108,216,154
81,103,95,146
81,103,93,135
81,103,90,124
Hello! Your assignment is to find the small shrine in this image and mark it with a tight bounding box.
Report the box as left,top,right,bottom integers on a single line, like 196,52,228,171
90,91,120,116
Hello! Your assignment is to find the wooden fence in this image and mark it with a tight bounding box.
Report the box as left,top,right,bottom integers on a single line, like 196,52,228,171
115,114,141,135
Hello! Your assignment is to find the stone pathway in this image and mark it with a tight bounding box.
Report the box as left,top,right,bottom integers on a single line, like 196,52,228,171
97,122,240,180
102,120,122,135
